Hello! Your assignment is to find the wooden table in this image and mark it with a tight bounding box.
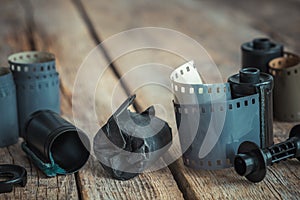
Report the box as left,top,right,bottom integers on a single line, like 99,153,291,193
0,0,299,199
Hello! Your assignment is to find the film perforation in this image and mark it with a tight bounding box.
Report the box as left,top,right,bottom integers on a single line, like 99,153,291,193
9,51,61,137
174,95,259,115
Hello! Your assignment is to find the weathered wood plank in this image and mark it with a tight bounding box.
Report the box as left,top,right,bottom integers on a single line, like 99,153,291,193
26,0,184,199
0,1,79,199
79,0,300,199
205,0,300,53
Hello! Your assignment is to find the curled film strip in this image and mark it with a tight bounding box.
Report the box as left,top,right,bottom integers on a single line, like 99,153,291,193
0,67,19,147
8,51,61,136
269,52,300,121
171,62,264,170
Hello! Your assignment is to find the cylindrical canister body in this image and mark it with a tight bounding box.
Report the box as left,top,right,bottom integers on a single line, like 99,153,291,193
24,110,90,175
0,67,19,147
228,68,274,148
269,53,300,121
241,38,283,73
8,51,60,137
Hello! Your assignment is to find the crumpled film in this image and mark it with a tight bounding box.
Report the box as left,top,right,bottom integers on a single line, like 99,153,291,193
94,95,172,180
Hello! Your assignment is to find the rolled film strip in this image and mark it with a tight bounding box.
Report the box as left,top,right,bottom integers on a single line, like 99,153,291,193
8,51,61,137
269,52,300,121
241,38,283,73
0,67,19,147
171,61,232,105
171,62,264,170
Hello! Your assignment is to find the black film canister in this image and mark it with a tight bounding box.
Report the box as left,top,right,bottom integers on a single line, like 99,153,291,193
0,67,19,147
241,38,283,73
228,68,274,148
22,110,90,177
8,51,60,137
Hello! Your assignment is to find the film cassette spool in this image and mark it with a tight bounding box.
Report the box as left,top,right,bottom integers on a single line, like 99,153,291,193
8,51,60,136
171,62,261,169
0,67,19,147
269,52,300,121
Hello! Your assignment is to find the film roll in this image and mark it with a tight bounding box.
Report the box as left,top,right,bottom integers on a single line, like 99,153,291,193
0,67,19,147
8,51,60,137
241,38,283,73
171,62,261,170
228,68,274,148
269,53,300,121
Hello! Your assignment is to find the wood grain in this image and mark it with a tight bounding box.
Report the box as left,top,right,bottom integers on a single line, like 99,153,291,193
6,0,183,199
0,0,299,199
204,0,300,53
0,0,78,199
78,0,300,199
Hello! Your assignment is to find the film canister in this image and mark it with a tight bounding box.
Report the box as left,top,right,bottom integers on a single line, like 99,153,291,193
241,38,283,73
228,68,274,148
22,110,90,177
269,53,300,121
0,67,19,147
8,51,60,137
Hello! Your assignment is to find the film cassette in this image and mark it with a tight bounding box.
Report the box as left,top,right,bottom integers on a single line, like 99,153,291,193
228,68,274,148
8,51,60,137
241,38,283,73
0,67,19,147
171,61,272,170
269,52,300,121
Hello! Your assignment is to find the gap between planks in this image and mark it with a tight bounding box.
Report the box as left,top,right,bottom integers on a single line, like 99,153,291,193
70,0,194,199
70,0,300,199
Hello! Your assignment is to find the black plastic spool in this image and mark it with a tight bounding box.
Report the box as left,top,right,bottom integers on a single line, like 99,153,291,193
0,164,27,194
8,51,60,137
23,110,90,176
228,68,274,148
241,38,283,73
0,67,19,147
234,125,300,183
